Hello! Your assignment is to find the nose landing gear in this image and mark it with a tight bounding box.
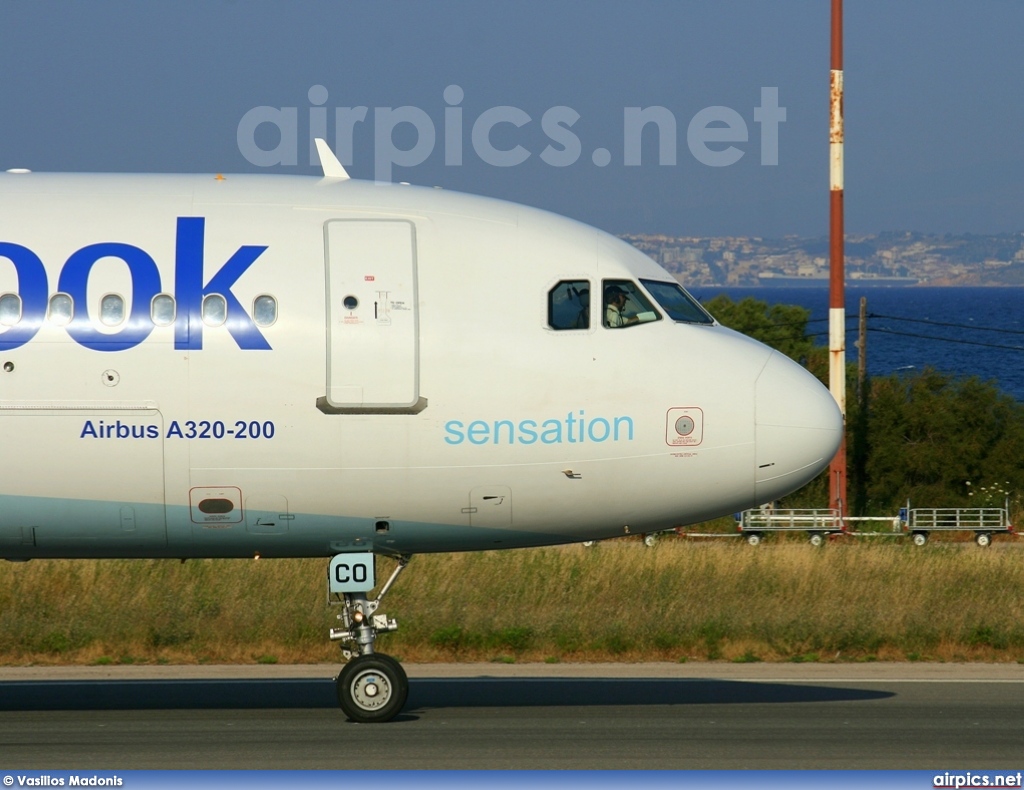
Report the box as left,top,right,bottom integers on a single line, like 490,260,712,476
329,554,411,722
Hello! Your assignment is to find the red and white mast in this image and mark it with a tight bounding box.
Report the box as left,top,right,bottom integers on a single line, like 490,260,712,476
829,0,847,515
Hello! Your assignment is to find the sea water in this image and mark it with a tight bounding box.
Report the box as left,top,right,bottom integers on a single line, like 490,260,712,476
689,286,1024,401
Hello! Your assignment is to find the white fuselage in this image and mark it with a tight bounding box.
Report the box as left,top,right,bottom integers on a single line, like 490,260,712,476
0,173,842,559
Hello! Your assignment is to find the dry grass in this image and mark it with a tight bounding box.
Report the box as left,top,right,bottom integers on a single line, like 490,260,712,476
2,539,1023,665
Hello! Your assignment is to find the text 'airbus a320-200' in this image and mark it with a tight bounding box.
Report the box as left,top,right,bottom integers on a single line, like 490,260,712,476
0,140,842,721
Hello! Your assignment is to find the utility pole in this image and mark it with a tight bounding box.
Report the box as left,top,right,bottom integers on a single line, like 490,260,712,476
852,295,868,518
857,296,867,404
828,0,847,516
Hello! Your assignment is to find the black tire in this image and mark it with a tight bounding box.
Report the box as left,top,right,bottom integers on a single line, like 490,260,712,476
808,532,825,547
911,532,928,547
975,532,992,548
746,533,762,546
336,654,409,723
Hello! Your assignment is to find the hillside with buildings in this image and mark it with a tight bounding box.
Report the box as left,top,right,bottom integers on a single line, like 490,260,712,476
622,231,1024,287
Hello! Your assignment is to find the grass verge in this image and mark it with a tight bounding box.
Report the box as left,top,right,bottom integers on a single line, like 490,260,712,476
1,540,1022,665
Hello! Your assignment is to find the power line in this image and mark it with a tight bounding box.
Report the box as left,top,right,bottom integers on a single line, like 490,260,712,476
791,327,1024,354
767,312,1023,337
869,312,1024,336
711,309,1024,352
867,327,1024,353
758,314,1023,348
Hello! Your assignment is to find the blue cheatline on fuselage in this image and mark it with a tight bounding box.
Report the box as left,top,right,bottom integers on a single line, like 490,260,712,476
0,494,577,559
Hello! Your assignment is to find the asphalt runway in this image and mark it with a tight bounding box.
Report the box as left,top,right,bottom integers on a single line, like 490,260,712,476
1,664,1022,769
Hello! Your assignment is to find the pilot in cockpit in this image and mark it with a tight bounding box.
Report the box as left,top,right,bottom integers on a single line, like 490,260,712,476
604,285,638,328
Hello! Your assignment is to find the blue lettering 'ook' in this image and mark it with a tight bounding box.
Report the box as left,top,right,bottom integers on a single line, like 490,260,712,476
0,218,270,352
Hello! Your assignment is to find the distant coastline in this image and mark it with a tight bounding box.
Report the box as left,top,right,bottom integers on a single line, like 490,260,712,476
757,273,920,287
623,230,1024,288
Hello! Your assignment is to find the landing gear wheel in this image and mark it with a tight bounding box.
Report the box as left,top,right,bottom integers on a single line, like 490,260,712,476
975,532,992,547
746,533,762,546
808,532,825,547
336,654,408,723
911,532,928,547
643,534,657,547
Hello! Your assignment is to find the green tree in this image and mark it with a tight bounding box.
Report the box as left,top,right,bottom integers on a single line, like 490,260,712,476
700,294,826,378
864,368,1024,514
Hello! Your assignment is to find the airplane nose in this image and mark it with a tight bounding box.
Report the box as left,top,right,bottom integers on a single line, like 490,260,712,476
754,351,844,503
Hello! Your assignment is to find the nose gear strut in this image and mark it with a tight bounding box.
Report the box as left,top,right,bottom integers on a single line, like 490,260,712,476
329,554,411,722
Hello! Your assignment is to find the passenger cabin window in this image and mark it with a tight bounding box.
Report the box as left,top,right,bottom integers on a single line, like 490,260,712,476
0,294,21,326
151,294,175,326
47,293,73,326
640,279,715,325
100,294,125,327
602,280,660,328
202,294,227,327
253,295,277,327
547,280,590,330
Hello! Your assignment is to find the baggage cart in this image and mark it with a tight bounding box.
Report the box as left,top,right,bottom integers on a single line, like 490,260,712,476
901,503,1015,547
737,507,844,546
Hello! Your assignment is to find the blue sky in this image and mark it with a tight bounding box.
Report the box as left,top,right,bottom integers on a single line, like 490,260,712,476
2,1,1023,238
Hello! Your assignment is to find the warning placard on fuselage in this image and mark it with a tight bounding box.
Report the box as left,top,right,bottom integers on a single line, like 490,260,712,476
666,407,704,447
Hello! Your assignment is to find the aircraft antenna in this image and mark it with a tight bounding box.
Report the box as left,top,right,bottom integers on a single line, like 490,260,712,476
315,138,351,180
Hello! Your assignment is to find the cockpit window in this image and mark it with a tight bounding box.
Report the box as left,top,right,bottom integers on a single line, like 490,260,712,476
548,280,590,330
602,280,660,329
640,279,715,325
